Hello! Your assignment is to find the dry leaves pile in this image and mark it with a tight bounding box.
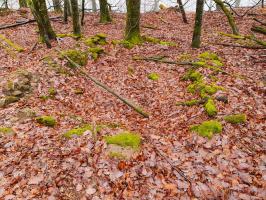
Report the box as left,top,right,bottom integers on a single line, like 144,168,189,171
0,8,265,200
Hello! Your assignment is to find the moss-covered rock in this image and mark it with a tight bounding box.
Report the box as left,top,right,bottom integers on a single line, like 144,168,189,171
204,98,217,116
63,124,104,138
190,120,222,139
104,131,141,149
0,127,14,135
182,70,203,82
36,116,56,127
199,51,220,61
62,49,88,67
84,33,107,47
148,73,159,81
224,114,246,124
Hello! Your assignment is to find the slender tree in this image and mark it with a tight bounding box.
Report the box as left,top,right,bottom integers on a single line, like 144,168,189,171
177,0,188,24
125,0,141,44
28,0,56,48
70,0,81,36
99,0,112,23
191,0,204,48
213,0,239,35
19,0,28,8
81,0,85,25
52,0,62,12
63,0,68,23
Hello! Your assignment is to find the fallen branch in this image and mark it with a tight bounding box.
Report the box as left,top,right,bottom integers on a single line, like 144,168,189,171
133,55,192,65
0,16,62,30
253,18,266,26
57,49,149,118
142,24,159,30
251,26,266,35
212,42,266,49
0,34,24,52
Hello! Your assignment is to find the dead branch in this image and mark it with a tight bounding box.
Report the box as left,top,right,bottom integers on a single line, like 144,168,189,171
57,49,149,118
0,16,62,30
133,55,193,65
253,18,266,26
251,26,266,35
212,42,266,49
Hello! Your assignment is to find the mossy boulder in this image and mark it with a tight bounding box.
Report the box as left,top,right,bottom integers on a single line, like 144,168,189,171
0,127,14,135
224,114,246,124
148,73,159,81
182,70,203,82
190,120,222,139
84,33,107,47
204,98,217,117
36,116,56,127
104,131,141,149
62,49,88,67
63,124,104,138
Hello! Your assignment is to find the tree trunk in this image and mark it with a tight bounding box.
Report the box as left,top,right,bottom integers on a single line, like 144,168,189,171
19,0,27,8
81,0,85,25
3,0,8,8
177,0,188,24
91,0,97,12
125,0,141,44
70,0,81,36
213,0,239,35
99,0,112,23
64,0,68,23
52,0,62,12
28,0,56,48
191,0,204,48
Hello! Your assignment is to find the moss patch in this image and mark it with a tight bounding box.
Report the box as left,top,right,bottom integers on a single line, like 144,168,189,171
148,73,159,81
182,70,203,82
224,114,246,124
190,120,222,139
143,36,176,46
109,151,127,160
88,47,104,60
204,98,217,117
57,33,81,39
63,124,104,138
104,131,141,149
0,127,14,135
0,34,24,52
199,51,220,61
36,116,56,127
84,33,107,47
48,87,57,96
62,49,88,67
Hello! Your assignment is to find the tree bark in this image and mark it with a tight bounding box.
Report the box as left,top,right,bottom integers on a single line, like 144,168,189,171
63,0,68,23
81,0,85,25
99,0,111,23
19,0,27,8
177,0,188,24
28,0,56,48
125,0,141,44
191,0,204,48
213,0,239,35
52,0,62,12
70,0,81,36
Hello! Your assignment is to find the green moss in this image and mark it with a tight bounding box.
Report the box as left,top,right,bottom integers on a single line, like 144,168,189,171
176,99,199,106
63,124,104,138
0,127,14,135
199,51,220,61
192,61,206,67
56,33,81,39
182,70,203,82
62,49,88,67
40,95,49,101
88,47,104,60
36,116,56,127
148,73,159,81
224,114,246,124
121,40,135,49
219,32,245,39
104,131,141,149
84,33,107,47
210,60,223,67
178,53,192,61
143,36,176,46
48,87,57,96
0,34,24,52
187,81,222,98
190,120,222,139
204,98,217,116
109,151,127,160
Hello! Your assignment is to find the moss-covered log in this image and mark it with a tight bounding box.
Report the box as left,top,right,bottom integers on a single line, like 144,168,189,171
192,0,204,48
125,0,142,44
213,0,239,35
99,0,112,23
251,26,266,35
0,34,24,52
70,0,81,36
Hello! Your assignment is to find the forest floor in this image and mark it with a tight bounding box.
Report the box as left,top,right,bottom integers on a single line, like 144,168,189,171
0,8,265,200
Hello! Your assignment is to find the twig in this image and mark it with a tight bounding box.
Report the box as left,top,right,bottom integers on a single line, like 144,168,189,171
57,49,149,118
28,41,38,53
253,18,266,26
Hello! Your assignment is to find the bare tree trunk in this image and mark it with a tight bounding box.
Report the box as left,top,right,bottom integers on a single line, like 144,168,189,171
192,0,204,48
99,0,112,23
91,0,97,11
28,0,56,48
81,0,85,25
213,0,239,35
125,0,141,44
177,0,188,23
63,0,68,23
70,0,81,36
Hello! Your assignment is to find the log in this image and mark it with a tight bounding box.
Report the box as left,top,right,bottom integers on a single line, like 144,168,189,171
212,42,266,49
57,50,149,118
251,26,266,35
0,34,24,52
0,16,62,30
133,55,192,65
